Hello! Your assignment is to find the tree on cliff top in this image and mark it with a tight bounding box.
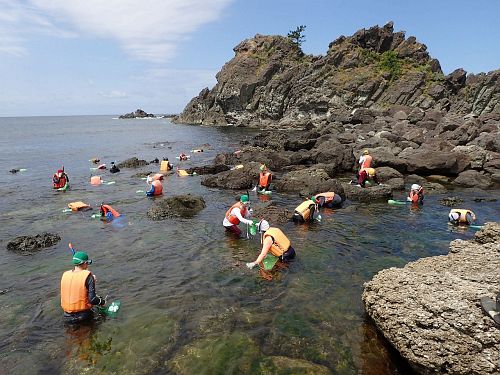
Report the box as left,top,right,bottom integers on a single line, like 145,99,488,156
287,25,306,49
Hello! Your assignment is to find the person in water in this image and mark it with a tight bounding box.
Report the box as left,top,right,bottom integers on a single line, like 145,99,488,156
60,251,106,323
257,164,272,192
100,204,120,221
314,192,342,208
407,184,424,205
146,176,163,196
179,153,188,161
293,196,321,222
448,209,476,225
223,194,253,237
246,219,296,269
162,157,173,171
53,166,69,189
109,162,120,173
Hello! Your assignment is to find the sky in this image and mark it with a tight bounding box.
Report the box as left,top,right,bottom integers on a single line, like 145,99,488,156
0,0,498,117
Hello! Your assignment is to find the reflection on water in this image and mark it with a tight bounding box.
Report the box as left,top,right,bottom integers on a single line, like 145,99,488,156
0,116,499,374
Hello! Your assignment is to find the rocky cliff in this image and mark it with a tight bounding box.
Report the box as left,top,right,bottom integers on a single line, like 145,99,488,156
174,22,499,128
362,222,500,374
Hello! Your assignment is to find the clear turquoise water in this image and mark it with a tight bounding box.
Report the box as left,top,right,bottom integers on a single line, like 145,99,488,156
0,116,499,374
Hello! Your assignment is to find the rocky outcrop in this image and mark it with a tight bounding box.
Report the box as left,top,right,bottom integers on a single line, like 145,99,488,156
119,109,155,119
362,222,500,374
175,22,499,128
252,201,292,225
147,195,206,220
202,163,260,190
117,157,148,168
7,233,61,255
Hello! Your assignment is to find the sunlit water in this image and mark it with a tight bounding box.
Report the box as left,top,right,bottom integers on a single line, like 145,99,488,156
0,116,499,374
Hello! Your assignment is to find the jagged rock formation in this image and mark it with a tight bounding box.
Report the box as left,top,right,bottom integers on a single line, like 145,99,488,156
7,233,61,255
362,222,500,374
119,109,155,119
175,22,499,128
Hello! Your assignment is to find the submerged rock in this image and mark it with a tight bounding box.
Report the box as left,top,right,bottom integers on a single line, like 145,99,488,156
363,222,500,374
147,195,205,220
117,157,148,168
7,233,61,254
439,196,464,206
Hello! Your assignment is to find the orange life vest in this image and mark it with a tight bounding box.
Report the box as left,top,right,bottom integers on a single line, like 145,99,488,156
225,202,247,225
152,180,163,195
68,201,90,211
294,200,315,221
259,172,272,188
264,228,291,257
90,176,102,185
361,155,372,169
408,188,424,203
101,205,120,218
315,191,336,204
450,209,475,224
60,270,92,313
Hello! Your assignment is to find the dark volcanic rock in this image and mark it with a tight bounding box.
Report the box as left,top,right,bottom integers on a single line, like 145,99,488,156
119,109,155,119
185,164,230,175
7,233,61,254
202,163,260,190
273,168,345,199
147,195,205,220
363,223,500,375
117,157,148,168
439,196,464,207
252,201,292,225
342,183,393,202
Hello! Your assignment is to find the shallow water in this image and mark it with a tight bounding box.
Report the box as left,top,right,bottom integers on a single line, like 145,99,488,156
0,116,499,374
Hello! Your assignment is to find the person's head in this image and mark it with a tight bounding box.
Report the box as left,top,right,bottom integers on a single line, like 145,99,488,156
448,211,460,223
260,164,267,172
411,184,421,191
240,194,250,205
257,219,270,233
363,149,369,155
111,161,115,165
72,251,92,268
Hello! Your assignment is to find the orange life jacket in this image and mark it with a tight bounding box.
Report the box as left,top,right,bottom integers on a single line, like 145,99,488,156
60,270,92,313
101,204,120,218
152,180,163,195
294,200,315,221
68,201,90,211
450,209,475,224
361,155,372,169
315,191,336,204
225,202,247,225
90,176,102,185
259,172,272,188
408,188,424,203
264,228,291,257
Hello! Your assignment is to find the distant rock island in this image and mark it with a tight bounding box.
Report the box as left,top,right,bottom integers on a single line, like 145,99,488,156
119,109,155,119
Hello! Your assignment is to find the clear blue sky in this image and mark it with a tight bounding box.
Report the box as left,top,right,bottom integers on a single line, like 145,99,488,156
0,0,498,117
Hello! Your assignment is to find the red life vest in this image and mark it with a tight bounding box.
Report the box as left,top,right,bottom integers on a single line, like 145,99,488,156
408,187,424,203
60,270,92,313
225,202,247,225
152,180,163,195
53,171,68,189
259,172,272,188
101,205,120,218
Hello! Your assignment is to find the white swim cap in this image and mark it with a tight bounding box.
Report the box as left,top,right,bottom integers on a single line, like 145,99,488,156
411,184,421,190
448,212,460,221
258,219,270,232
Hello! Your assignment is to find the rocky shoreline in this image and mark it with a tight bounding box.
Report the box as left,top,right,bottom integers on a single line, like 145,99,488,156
362,222,500,374
171,22,498,197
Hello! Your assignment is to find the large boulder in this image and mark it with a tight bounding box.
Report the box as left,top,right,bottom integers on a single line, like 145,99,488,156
274,168,345,198
117,157,148,168
185,164,230,175
400,150,469,175
452,170,492,189
309,140,354,171
363,223,500,375
341,183,393,202
252,201,291,225
202,163,260,190
147,195,205,220
7,233,61,255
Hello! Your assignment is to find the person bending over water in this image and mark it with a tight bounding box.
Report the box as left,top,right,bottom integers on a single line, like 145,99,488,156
448,209,476,225
223,194,253,238
53,166,69,189
246,220,296,269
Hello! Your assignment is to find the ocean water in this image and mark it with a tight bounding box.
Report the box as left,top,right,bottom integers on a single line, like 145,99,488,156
0,116,499,374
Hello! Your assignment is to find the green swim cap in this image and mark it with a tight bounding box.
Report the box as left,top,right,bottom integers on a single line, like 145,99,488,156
240,194,249,203
72,251,92,265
